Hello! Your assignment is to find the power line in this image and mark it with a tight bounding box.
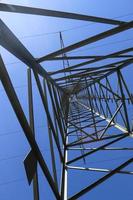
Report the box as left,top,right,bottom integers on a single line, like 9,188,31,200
0,168,62,187
0,149,53,163
0,125,47,137
4,37,133,67
68,38,133,54
17,12,133,40
20,22,95,39
0,152,131,164
0,178,25,186
87,155,133,164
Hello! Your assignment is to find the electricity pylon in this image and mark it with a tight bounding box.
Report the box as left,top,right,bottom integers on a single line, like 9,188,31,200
0,3,133,200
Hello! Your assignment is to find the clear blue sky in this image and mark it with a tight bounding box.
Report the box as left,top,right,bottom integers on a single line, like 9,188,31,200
0,0,133,200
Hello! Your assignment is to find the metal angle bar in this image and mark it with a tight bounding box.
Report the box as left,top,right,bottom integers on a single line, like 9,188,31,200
97,78,122,99
68,111,91,120
57,88,69,134
85,80,98,139
105,78,109,116
78,59,133,95
77,100,128,133
0,56,61,200
70,58,133,96
43,79,59,190
46,55,133,61
59,32,68,87
68,134,87,137
32,69,63,161
46,81,65,144
75,77,121,104
60,76,92,83
117,69,131,132
37,21,133,63
67,147,133,151
0,3,126,25
55,72,115,86
54,59,130,81
0,19,63,92
77,97,106,121
68,157,133,200
57,58,132,74
74,59,133,95
67,119,105,135
96,111,127,133
68,115,93,125
0,16,64,160
67,133,125,148
52,104,61,146
100,103,123,138
55,67,113,82
74,100,86,163
69,115,98,126
58,89,69,124
67,165,133,175
101,60,133,83
68,111,90,124
89,85,101,115
67,128,105,147
60,133,68,200
105,77,127,126
53,59,132,75
68,109,91,118
98,83,113,118
119,70,133,104
54,88,68,135
67,134,128,165
51,84,67,134
27,68,40,200
67,120,95,139
72,110,96,119
60,107,70,200
50,47,133,76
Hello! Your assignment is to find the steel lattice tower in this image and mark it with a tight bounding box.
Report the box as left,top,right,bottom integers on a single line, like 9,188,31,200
0,3,133,200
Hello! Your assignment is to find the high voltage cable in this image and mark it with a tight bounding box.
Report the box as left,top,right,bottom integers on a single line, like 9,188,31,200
0,149,57,163
68,38,133,54
0,153,131,164
0,167,62,187
0,83,36,93
0,178,25,186
0,125,47,137
1,12,133,71
3,37,133,66
16,12,133,39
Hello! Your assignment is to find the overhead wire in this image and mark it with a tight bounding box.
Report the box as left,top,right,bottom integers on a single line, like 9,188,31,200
2,12,133,68
4,37,133,67
0,8,133,194
0,125,47,137
14,12,133,40
68,38,133,54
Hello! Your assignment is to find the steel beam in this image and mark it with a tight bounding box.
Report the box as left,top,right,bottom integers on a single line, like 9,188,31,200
0,56,61,200
37,22,133,62
0,3,125,25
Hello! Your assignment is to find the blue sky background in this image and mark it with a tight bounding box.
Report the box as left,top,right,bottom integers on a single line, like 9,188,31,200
0,0,133,200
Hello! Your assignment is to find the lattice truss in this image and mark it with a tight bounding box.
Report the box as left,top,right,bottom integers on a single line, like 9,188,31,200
0,3,133,200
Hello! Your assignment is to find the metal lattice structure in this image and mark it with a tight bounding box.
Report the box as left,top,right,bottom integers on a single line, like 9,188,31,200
0,3,133,200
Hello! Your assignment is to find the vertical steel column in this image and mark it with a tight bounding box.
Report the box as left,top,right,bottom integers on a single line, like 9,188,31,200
60,98,70,200
85,78,98,139
43,79,59,190
117,69,130,132
60,128,68,200
27,68,40,200
0,56,61,200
